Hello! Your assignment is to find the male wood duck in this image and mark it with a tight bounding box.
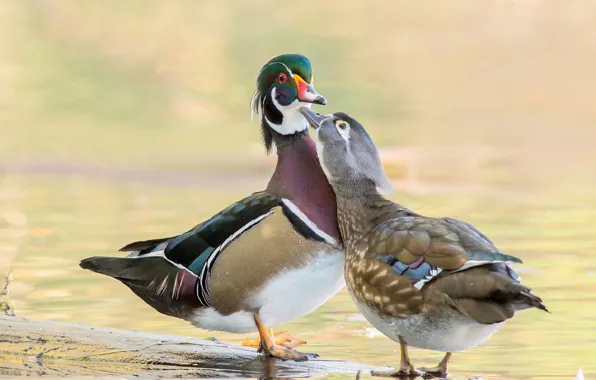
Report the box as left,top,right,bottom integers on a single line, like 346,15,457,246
80,54,345,361
301,108,548,376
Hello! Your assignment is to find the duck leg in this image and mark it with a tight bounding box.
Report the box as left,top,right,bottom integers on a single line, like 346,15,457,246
254,328,276,353
270,330,308,349
245,328,307,351
419,352,451,377
372,336,419,377
253,314,315,361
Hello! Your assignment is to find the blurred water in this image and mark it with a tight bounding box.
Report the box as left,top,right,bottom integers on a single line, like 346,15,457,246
1,165,595,380
1,1,596,379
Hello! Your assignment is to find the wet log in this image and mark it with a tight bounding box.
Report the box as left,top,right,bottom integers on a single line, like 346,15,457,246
0,315,389,378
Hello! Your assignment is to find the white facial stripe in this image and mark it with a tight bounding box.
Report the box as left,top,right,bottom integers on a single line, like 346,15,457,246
256,61,294,78
275,62,294,76
252,62,295,122
250,90,260,122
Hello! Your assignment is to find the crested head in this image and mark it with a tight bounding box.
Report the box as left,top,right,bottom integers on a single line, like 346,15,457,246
251,54,327,153
300,108,394,198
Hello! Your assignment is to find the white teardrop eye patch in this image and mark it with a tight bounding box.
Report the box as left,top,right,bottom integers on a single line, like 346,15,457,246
336,120,349,130
335,120,351,142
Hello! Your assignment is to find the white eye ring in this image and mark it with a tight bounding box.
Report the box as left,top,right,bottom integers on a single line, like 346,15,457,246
335,120,350,143
336,120,349,130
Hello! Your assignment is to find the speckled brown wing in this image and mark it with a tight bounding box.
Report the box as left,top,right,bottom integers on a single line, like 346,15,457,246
347,215,526,319
346,254,424,318
366,216,520,270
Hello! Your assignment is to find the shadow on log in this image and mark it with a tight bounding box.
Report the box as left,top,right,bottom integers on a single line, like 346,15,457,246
0,315,389,378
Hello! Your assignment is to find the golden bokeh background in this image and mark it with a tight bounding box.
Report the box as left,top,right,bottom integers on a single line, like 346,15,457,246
1,1,595,379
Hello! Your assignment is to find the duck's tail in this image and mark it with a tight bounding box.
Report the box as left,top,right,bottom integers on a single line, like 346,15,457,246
513,287,549,313
80,256,136,277
80,256,200,318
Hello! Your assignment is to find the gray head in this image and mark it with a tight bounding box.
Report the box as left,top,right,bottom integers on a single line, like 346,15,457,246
300,108,394,197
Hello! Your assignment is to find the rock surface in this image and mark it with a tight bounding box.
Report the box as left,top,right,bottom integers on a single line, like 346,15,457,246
0,315,388,378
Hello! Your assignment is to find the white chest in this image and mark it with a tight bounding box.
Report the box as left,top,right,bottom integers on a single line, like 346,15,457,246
254,249,345,327
351,295,504,353
191,250,345,333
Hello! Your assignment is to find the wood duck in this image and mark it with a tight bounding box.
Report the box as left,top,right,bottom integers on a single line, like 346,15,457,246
301,108,548,376
80,54,345,362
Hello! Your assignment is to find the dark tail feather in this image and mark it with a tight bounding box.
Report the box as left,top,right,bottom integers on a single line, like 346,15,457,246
502,280,549,313
80,256,200,318
518,290,549,313
80,256,136,278
119,237,172,252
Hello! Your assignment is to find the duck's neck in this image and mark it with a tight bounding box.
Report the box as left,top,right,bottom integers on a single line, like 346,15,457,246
336,192,406,249
266,133,341,242
260,95,309,152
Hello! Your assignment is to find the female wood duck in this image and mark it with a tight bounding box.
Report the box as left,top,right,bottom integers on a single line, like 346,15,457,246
80,54,345,361
301,108,548,376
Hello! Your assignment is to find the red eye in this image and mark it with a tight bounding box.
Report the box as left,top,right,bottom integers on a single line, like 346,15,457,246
278,73,287,84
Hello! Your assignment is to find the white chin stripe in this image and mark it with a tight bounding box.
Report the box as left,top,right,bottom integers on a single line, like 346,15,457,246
265,88,309,136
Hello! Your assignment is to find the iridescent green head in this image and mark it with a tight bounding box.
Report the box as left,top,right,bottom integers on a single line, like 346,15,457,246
251,54,326,153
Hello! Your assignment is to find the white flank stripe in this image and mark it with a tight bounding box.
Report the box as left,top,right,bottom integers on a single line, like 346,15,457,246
413,258,520,290
125,211,273,306
205,211,273,269
197,210,274,305
456,259,517,273
281,199,338,246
